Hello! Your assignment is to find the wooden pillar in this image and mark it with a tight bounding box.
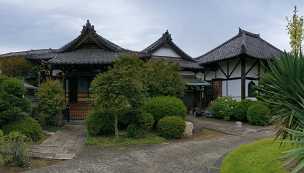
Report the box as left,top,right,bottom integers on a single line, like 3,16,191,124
241,57,246,100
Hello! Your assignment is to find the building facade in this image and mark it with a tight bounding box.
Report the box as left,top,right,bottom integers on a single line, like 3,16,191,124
0,21,283,119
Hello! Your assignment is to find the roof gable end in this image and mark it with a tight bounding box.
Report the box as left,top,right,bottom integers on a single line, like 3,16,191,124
59,20,125,53
142,30,193,61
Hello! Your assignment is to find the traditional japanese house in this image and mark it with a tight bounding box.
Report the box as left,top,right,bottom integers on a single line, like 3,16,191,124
0,20,204,119
141,30,206,110
197,28,283,101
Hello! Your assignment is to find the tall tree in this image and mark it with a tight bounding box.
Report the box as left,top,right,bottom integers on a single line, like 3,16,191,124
287,6,304,56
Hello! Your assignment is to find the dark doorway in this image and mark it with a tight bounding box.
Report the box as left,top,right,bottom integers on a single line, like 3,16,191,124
69,78,78,103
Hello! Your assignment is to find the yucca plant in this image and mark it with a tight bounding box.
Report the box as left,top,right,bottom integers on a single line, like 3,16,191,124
282,129,304,173
258,53,304,139
258,53,304,172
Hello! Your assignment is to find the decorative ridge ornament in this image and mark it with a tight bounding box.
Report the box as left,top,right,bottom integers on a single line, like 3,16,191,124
162,30,172,41
81,20,96,35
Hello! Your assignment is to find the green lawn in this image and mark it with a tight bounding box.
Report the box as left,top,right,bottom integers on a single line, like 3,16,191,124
221,138,293,173
86,132,167,147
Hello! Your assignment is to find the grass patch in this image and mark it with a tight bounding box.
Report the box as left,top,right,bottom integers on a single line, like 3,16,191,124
221,138,293,173
86,132,167,147
0,158,62,173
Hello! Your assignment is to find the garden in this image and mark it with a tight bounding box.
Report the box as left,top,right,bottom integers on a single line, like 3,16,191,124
0,61,66,171
85,55,190,146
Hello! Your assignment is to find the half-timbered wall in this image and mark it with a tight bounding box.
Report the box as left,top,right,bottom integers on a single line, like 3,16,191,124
203,56,263,100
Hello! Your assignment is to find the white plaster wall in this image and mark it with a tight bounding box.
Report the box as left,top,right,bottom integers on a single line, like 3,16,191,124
222,79,241,99
215,61,227,78
152,47,180,57
246,59,258,78
205,71,215,81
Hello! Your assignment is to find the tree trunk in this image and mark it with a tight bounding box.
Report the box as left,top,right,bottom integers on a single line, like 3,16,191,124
114,114,119,138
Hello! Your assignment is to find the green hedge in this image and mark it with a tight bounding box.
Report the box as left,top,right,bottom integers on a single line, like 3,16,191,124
247,102,271,126
157,116,185,139
86,109,115,136
142,96,187,124
208,97,237,120
231,100,254,122
3,116,43,142
127,124,145,138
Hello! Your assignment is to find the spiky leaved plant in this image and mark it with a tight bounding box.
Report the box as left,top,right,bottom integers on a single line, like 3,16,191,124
258,53,304,172
258,53,304,139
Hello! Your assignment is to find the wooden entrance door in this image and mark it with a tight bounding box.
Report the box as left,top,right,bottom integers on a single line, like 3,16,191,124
212,80,222,99
69,78,78,103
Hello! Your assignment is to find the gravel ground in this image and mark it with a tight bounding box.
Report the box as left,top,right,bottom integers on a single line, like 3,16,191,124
26,118,274,173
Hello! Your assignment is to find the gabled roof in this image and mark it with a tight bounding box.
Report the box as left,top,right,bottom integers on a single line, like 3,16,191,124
58,20,127,53
142,30,193,61
142,30,202,70
0,49,57,60
197,28,283,64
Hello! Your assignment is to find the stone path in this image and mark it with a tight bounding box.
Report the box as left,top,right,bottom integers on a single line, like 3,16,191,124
187,116,275,136
26,118,274,173
30,124,85,160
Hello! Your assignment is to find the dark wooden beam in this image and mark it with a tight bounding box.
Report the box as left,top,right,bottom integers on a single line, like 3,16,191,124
241,56,246,100
245,60,259,76
216,62,229,78
228,58,241,78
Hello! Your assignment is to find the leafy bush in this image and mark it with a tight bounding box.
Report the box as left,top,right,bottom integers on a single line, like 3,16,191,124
208,97,237,120
36,80,65,127
3,116,43,142
0,57,32,78
157,116,185,139
0,131,30,167
247,102,271,126
86,109,114,136
137,112,154,130
142,96,187,125
127,124,145,138
0,77,31,127
143,60,185,97
231,100,255,122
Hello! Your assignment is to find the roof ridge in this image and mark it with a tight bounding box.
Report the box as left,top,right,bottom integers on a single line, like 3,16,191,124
196,32,241,60
142,30,193,61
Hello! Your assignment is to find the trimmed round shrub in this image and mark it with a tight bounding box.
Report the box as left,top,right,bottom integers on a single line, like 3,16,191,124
231,100,255,122
127,124,145,138
3,116,43,142
36,80,65,127
137,112,154,130
86,109,114,136
247,102,271,126
0,77,31,126
208,96,236,120
157,116,185,139
142,96,187,124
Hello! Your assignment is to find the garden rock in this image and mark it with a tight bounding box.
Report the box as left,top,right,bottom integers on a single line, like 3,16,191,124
183,121,193,137
235,121,242,128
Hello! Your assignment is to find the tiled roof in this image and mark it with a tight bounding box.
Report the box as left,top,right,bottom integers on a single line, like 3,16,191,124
197,28,283,64
142,30,202,70
58,20,127,53
48,48,122,65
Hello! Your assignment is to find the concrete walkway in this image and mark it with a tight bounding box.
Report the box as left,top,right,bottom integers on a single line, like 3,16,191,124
187,116,275,136
30,124,85,160
26,118,274,173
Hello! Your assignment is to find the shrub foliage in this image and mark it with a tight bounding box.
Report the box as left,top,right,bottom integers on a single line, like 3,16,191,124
142,96,187,124
157,116,185,139
36,80,65,127
0,76,31,127
247,102,271,126
208,97,237,120
3,116,43,142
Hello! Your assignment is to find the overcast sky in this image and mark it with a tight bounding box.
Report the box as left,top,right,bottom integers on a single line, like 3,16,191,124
0,0,303,57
